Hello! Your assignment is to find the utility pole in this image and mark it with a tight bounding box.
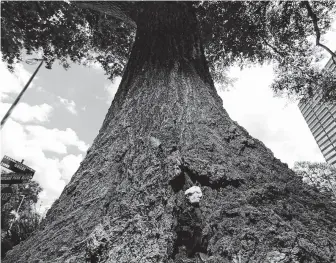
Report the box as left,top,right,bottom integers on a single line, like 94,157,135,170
0,59,44,130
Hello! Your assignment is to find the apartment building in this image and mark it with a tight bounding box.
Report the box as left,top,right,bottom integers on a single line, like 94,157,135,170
298,57,336,166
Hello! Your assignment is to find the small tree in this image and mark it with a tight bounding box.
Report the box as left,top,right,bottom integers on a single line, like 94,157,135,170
1,181,42,259
294,161,336,199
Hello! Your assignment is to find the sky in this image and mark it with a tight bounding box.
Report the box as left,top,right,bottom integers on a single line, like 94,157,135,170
1,22,335,216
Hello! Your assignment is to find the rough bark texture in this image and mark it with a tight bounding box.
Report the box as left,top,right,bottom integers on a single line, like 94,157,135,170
4,3,336,263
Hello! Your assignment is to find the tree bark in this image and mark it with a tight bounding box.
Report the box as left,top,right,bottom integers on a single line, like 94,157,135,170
4,2,336,263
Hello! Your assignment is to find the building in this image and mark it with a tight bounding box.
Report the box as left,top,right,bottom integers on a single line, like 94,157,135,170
298,57,336,166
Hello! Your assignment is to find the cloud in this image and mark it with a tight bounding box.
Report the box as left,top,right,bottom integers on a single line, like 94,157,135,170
23,125,89,154
0,61,34,101
218,65,325,168
0,102,53,123
0,60,88,215
59,154,83,183
57,96,77,115
0,60,52,125
1,119,86,215
104,76,121,104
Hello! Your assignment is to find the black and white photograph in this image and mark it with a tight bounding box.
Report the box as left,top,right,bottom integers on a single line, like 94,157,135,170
1,1,336,262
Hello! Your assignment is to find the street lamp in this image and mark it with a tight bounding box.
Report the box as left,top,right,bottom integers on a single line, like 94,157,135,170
0,58,44,130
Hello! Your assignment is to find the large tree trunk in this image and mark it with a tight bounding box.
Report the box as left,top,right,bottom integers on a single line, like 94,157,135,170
4,2,336,263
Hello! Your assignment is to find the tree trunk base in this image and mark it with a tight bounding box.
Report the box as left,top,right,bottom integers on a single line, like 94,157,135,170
4,68,336,262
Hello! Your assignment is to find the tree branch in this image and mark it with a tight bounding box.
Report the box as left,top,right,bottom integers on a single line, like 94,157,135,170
303,1,336,64
74,1,137,28
262,38,287,58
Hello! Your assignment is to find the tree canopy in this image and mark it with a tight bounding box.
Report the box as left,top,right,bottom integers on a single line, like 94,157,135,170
1,1,336,102
294,161,336,199
1,180,43,258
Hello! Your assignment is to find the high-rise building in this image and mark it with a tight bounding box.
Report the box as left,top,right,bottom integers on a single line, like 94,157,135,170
298,57,336,166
